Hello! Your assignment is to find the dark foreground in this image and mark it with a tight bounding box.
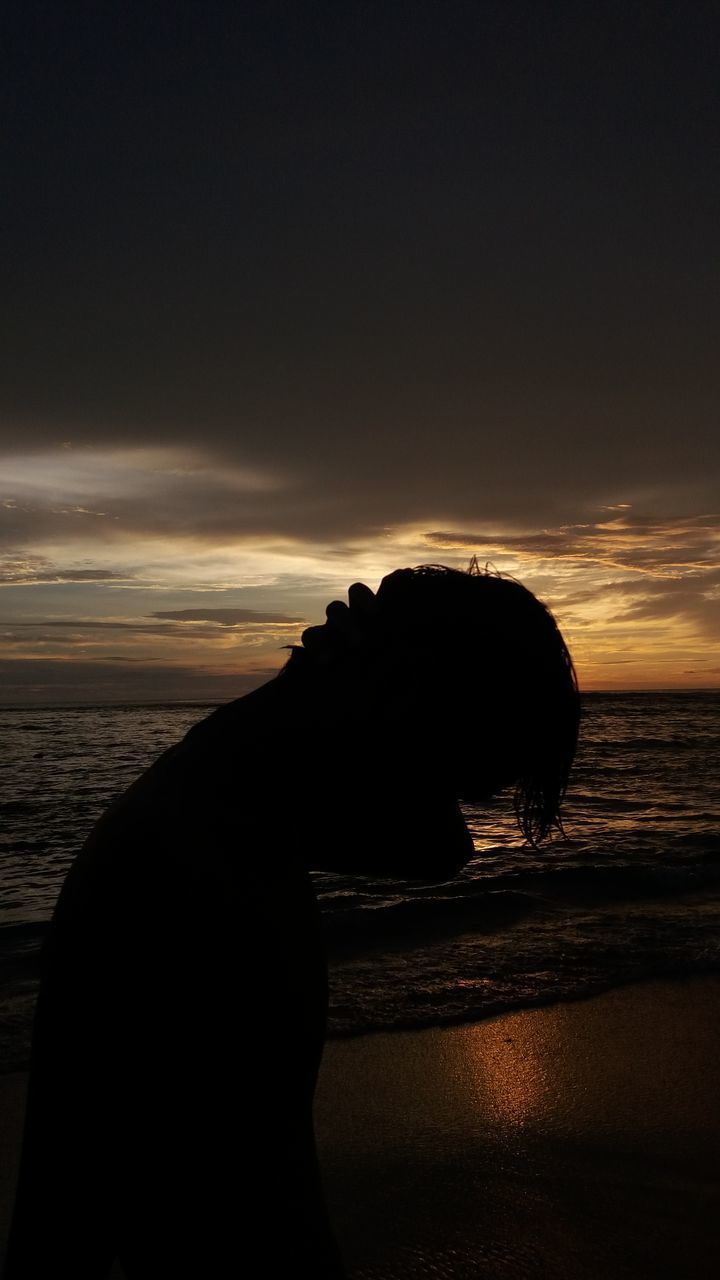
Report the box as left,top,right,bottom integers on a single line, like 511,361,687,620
2,976,719,1279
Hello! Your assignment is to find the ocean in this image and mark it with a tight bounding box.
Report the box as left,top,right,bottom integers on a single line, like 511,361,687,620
1,692,719,1072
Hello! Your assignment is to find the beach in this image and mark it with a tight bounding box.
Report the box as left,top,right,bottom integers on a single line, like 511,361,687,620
2,975,718,1278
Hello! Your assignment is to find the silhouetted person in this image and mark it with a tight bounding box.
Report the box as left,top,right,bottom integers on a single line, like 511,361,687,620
5,565,579,1278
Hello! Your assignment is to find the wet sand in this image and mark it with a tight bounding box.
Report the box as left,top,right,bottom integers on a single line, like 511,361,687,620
2,976,719,1278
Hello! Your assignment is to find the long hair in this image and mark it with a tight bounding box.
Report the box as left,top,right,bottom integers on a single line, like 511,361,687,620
370,563,580,845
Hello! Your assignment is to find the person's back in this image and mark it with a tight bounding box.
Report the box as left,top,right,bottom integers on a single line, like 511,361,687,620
6,679,343,1277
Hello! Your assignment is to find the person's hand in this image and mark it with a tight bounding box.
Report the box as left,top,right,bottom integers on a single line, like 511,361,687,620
300,581,378,666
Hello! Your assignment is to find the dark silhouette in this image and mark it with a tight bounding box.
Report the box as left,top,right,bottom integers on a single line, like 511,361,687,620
5,565,579,1278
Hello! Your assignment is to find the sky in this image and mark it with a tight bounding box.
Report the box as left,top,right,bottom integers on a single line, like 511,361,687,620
2,0,719,702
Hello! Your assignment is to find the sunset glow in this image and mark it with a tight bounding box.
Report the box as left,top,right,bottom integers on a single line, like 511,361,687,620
2,444,718,701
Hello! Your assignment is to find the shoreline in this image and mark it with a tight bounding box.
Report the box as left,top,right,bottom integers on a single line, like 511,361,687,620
323,959,720,1040
2,973,719,1277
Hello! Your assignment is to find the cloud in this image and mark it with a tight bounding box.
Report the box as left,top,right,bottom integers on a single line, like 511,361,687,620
0,445,308,550
415,511,720,691
4,616,305,644
612,591,720,630
2,419,718,553
3,480,719,692
425,513,720,576
424,515,720,638
2,1,717,699
150,608,302,624
1,447,284,502
0,556,132,586
1,2,718,558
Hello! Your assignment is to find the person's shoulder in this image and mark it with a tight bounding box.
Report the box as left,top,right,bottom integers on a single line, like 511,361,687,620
180,699,242,745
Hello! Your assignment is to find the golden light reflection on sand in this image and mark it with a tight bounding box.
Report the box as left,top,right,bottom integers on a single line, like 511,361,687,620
455,1016,553,1130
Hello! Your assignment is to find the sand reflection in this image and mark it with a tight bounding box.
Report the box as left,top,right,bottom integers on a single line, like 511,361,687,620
451,1015,552,1130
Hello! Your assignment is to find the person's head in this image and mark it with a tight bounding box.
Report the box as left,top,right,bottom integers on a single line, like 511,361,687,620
286,563,580,846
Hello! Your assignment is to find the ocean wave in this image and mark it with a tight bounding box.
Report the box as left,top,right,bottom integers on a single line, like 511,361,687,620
326,897,720,1036
321,862,720,958
585,735,720,753
327,958,720,1037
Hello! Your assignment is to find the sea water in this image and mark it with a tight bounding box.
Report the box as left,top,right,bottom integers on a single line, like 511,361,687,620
1,693,719,1070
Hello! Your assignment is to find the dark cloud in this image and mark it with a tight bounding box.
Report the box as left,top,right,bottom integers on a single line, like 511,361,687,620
566,570,720,607
0,499,122,552
2,439,718,550
426,515,720,575
1,3,718,544
0,557,131,585
5,616,304,642
4,459,719,556
97,656,166,663
151,608,302,625
612,593,720,631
